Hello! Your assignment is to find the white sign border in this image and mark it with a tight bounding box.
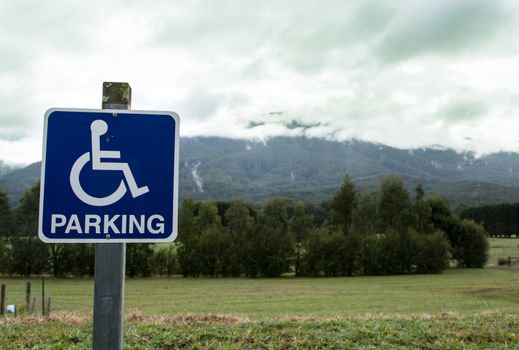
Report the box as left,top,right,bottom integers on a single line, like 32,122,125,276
38,107,180,244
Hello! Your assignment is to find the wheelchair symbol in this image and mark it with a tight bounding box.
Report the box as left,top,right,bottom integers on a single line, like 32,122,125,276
69,119,149,206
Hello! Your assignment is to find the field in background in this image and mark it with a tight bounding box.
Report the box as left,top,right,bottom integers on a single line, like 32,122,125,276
1,268,518,318
1,238,519,349
488,237,519,266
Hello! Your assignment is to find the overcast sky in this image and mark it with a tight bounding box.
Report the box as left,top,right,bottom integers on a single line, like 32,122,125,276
1,0,519,164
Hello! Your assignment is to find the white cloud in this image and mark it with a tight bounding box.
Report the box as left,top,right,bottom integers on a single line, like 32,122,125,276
1,0,519,164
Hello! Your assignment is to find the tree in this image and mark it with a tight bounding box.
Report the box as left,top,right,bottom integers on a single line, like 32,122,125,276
352,188,377,235
0,189,13,236
247,198,292,277
427,196,452,233
195,201,224,276
415,231,450,274
177,198,201,276
426,196,488,267
331,174,356,237
0,238,9,274
359,234,384,275
9,236,49,276
378,176,413,232
68,244,95,277
196,200,221,231
49,244,68,277
151,245,177,276
341,230,363,276
197,225,224,276
290,202,313,276
15,183,40,236
126,244,154,277
378,229,417,275
414,184,433,234
302,227,344,277
10,183,48,276
223,199,253,276
452,219,488,268
0,189,10,273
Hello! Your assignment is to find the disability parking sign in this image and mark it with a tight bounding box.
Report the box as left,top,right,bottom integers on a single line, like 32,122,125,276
39,108,179,243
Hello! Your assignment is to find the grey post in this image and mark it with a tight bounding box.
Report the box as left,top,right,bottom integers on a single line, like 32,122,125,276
92,82,131,350
0,284,5,316
41,277,45,316
25,282,30,314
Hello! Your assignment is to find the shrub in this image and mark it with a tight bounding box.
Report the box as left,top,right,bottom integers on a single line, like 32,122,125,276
152,246,178,276
302,228,344,277
378,230,418,275
415,231,451,274
341,232,363,276
497,257,509,266
452,220,488,268
359,234,384,275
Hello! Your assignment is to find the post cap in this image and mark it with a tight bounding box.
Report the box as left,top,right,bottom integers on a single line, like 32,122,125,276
102,82,132,109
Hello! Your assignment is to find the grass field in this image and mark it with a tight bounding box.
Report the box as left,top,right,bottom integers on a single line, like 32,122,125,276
1,238,519,349
1,268,519,318
488,237,519,266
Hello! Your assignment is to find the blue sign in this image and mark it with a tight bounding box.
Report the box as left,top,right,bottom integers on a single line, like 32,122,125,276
39,108,179,243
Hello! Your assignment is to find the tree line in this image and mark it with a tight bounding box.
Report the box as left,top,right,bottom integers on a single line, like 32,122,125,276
0,174,488,277
461,203,519,237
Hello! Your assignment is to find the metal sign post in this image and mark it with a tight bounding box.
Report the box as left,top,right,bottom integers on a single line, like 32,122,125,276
92,82,131,349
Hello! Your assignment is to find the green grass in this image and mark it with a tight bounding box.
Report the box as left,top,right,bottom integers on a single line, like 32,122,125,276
2,240,519,349
1,268,519,318
488,237,519,266
1,313,518,349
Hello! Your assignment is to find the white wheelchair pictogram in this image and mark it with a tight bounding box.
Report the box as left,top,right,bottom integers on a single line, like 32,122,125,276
69,119,149,206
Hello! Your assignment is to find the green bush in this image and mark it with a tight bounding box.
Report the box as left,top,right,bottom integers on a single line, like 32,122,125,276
452,219,488,268
151,246,178,276
302,228,344,276
126,244,154,277
415,231,451,274
377,230,417,275
9,236,49,276
341,231,363,276
497,257,509,266
301,227,451,277
359,234,384,275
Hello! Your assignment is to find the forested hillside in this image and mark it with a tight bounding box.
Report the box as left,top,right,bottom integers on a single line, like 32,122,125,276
3,136,519,207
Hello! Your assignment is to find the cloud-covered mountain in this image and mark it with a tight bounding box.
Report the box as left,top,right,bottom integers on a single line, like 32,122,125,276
0,160,19,177
3,136,519,208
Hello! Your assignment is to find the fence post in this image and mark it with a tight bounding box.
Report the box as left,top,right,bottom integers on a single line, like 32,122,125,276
30,297,36,314
0,284,5,316
41,277,45,316
25,282,31,313
47,297,52,317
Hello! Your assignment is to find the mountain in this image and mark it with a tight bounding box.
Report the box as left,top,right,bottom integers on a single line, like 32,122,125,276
0,160,19,177
3,136,519,207
0,162,41,206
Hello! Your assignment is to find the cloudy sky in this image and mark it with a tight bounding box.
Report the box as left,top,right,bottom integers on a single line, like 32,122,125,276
1,0,519,164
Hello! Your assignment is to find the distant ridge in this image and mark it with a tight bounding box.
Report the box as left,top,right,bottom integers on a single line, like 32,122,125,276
0,160,20,177
3,136,519,207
